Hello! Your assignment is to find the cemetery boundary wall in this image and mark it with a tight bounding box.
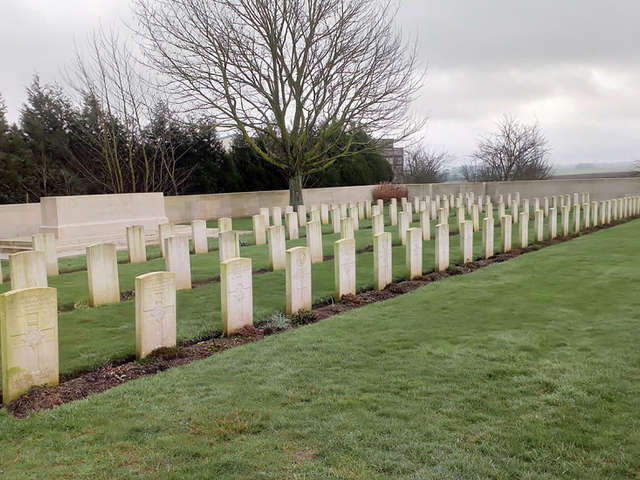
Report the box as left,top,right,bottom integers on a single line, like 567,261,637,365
1,178,638,239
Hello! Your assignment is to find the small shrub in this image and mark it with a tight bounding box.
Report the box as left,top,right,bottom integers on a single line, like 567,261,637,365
261,312,291,333
289,310,317,326
372,181,408,204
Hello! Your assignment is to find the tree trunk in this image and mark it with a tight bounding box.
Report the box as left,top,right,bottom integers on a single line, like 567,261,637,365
289,174,304,207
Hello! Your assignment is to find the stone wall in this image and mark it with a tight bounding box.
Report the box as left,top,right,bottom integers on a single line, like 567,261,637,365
0,203,41,238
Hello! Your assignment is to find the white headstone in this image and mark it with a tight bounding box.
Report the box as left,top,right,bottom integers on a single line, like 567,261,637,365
534,209,544,242
460,220,473,263
158,223,174,257
286,212,299,240
331,207,341,234
561,205,570,237
191,219,208,254
219,231,240,263
87,243,120,306
221,257,253,335
399,211,409,245
286,246,312,315
218,217,233,233
349,205,359,231
390,198,398,226
373,232,392,290
372,213,385,236
420,208,431,241
482,217,494,259
519,212,529,248
297,205,307,227
435,223,449,272
320,204,329,224
135,272,176,360
549,207,557,239
126,225,147,263
32,232,58,276
501,215,512,253
9,251,48,290
341,217,354,240
267,225,286,270
306,220,323,264
1,287,58,404
406,227,423,279
573,204,581,233
259,207,270,227
164,235,192,290
252,214,267,245
334,238,356,299
272,206,283,226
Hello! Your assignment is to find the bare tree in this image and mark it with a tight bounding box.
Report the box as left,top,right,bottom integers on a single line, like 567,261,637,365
465,116,552,182
133,0,423,205
403,147,450,183
69,27,197,194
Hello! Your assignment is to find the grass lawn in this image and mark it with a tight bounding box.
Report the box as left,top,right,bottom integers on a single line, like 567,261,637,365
0,207,606,382
0,217,638,478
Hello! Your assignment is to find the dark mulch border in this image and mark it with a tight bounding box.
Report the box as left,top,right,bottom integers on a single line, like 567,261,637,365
3,219,633,418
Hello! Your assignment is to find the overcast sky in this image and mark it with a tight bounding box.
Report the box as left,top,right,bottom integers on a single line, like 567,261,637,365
1,0,638,166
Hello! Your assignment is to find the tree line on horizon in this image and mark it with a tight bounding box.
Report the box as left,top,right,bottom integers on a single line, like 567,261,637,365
0,79,392,205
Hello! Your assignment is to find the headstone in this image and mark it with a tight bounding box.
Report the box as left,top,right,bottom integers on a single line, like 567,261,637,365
1,287,58,404
164,235,192,290
583,203,591,229
548,207,557,239
459,220,473,264
297,205,307,227
334,238,356,299
498,202,505,220
259,207,270,227
561,205,570,236
284,205,294,215
405,202,413,218
482,217,494,259
219,231,240,263
135,272,176,360
218,217,233,233
435,223,450,272
607,199,612,223
519,212,529,248
331,207,341,234
191,219,208,254
372,213,385,236
420,209,431,241
310,209,321,223
319,204,329,224
266,226,286,270
158,223,174,257
87,243,120,306
9,251,48,290
357,201,365,220
573,204,581,233
591,201,598,227
523,198,530,216
511,200,519,224
349,205,360,231
340,203,348,217
377,199,384,213
471,204,480,232
272,207,283,226
534,209,544,242
406,227,422,279
286,212,299,240
501,215,512,253
373,232,392,290
456,206,465,229
372,205,381,217
398,211,409,245
285,247,312,315
413,196,420,213
32,232,58,276
543,197,549,217
390,198,398,226
438,207,447,225
486,201,493,220
599,201,606,225
306,220,323,264
341,217,354,240
126,225,147,263
221,257,253,335
252,214,267,245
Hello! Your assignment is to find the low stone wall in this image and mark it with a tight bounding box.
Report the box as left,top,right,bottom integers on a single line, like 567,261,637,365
165,185,377,222
407,177,640,202
0,203,41,238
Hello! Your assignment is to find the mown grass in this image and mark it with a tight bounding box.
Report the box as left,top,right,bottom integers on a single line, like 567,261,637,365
0,207,606,381
0,218,638,478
